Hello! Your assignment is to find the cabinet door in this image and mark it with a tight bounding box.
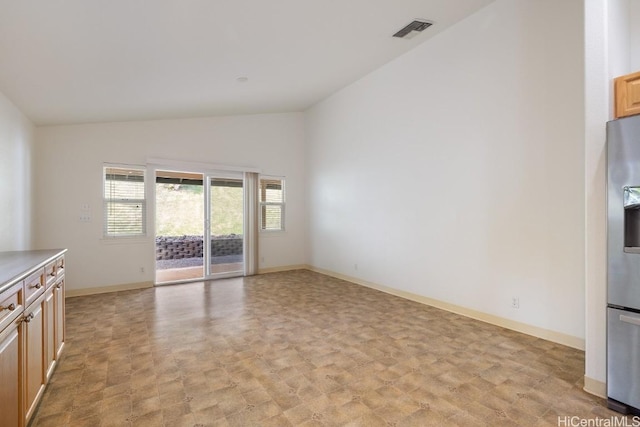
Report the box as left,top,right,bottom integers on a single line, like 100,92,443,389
24,296,46,425
44,286,55,380
615,71,640,118
0,320,22,427
53,279,65,359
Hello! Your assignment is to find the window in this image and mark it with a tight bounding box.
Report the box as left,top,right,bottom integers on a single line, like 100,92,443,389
260,177,285,231
103,166,146,237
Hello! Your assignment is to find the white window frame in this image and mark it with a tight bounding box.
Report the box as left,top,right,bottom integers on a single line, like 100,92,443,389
259,176,285,232
103,164,147,238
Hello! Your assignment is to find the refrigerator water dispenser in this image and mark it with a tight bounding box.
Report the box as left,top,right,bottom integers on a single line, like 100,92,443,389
623,186,640,252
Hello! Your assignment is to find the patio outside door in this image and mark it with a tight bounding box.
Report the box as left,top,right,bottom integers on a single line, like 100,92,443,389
155,170,244,284
206,176,244,277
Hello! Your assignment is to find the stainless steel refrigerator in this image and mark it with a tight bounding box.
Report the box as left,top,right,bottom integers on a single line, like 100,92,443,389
607,113,640,415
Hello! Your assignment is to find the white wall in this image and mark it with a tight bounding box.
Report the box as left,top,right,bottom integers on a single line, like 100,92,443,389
0,91,34,251
630,0,640,71
584,0,610,395
306,0,585,342
608,0,631,87
34,113,307,292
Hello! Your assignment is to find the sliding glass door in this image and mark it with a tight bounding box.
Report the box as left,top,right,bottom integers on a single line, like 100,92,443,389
207,177,244,277
155,170,244,284
155,171,205,283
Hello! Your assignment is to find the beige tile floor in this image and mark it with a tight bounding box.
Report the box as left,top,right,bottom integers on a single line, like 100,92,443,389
32,270,629,426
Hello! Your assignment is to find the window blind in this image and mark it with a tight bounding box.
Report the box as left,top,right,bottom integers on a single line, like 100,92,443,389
104,166,146,237
260,178,284,231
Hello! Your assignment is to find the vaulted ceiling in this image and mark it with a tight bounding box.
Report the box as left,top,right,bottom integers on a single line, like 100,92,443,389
0,0,494,125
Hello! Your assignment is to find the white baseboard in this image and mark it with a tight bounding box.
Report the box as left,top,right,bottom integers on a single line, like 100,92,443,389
66,281,154,298
64,265,311,297
583,376,607,399
307,266,586,351
258,264,310,274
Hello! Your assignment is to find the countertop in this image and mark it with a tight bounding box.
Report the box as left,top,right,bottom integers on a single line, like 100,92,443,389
0,249,67,294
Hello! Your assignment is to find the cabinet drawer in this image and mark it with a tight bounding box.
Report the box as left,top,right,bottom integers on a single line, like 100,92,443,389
45,261,56,288
0,281,23,333
55,256,65,280
24,270,44,307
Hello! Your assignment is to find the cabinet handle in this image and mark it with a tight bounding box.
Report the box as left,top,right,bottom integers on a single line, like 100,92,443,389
30,283,42,289
0,303,16,312
23,313,34,323
50,271,56,277
56,283,62,289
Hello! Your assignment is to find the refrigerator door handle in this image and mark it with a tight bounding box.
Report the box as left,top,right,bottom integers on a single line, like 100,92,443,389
620,314,640,326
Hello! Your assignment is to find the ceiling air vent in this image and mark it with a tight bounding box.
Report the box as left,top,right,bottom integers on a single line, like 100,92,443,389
393,20,433,39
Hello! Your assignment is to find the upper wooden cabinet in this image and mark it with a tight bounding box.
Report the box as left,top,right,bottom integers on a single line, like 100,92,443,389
615,71,640,118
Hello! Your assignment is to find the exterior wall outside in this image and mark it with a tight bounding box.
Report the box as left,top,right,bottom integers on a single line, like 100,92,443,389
155,235,243,260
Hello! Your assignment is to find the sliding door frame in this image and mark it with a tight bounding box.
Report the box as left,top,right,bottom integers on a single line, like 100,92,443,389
148,158,260,285
204,171,245,280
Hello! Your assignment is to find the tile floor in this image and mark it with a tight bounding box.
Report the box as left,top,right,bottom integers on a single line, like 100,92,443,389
31,270,628,426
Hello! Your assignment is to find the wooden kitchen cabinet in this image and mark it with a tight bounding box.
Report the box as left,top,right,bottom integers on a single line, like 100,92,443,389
0,281,23,427
45,285,56,380
24,291,47,424
0,249,66,427
46,275,65,380
0,320,22,427
24,270,44,309
53,278,65,361
615,70,640,118
44,261,56,288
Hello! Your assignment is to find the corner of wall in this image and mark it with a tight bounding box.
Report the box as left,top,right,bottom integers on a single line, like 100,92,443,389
583,376,607,399
0,90,36,251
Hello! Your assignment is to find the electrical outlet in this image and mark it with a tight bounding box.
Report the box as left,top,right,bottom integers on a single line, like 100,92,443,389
354,263,358,271
140,267,145,273
511,297,520,309
79,213,91,222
